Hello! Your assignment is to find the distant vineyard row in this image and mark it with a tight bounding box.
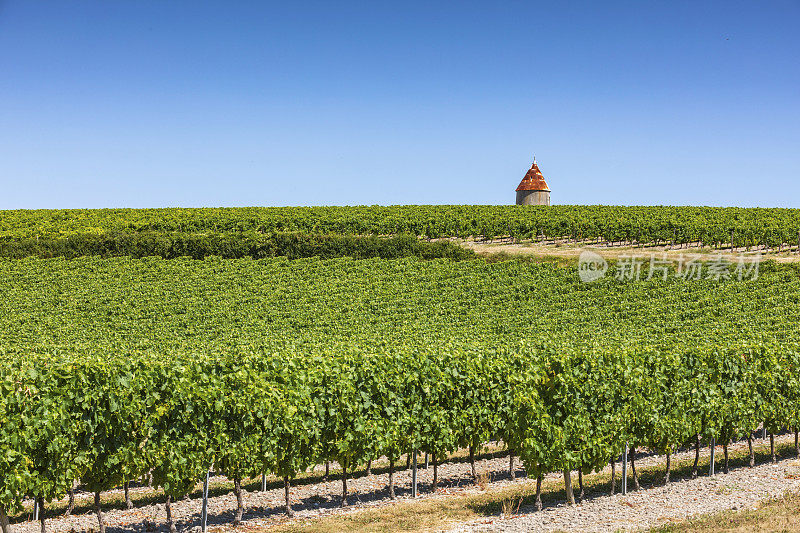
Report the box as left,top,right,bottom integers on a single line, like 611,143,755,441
3,205,800,247
0,232,474,260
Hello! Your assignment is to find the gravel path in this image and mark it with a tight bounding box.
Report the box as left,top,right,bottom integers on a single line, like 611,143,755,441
450,434,800,533
11,435,799,532
12,449,523,532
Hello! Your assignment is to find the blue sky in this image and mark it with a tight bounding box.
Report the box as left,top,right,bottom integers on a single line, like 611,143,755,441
0,1,798,208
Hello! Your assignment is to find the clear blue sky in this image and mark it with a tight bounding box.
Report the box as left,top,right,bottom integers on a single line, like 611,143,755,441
0,1,798,208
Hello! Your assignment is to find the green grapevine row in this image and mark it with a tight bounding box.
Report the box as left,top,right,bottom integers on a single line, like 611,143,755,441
0,232,474,261
2,345,799,530
2,205,800,248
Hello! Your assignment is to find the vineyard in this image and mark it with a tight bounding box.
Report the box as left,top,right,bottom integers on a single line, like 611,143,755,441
0,232,474,261
2,205,800,249
1,255,800,531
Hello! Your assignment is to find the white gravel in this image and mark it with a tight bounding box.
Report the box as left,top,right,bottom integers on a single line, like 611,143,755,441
11,435,800,532
12,449,523,532
449,434,800,533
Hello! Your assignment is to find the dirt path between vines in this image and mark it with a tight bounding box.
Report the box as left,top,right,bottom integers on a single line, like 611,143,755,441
459,239,800,263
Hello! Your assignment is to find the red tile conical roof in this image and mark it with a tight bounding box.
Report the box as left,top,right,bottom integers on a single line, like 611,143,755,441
516,160,550,192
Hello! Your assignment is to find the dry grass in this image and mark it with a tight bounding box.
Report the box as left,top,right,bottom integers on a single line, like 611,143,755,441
500,496,523,517
263,496,481,533
260,481,549,533
475,470,491,491
650,492,800,532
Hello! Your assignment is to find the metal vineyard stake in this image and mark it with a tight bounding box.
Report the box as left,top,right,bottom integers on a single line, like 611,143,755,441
412,451,418,498
201,470,209,533
622,443,628,495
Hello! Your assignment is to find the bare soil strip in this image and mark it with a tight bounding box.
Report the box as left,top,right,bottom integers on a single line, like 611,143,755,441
461,239,800,263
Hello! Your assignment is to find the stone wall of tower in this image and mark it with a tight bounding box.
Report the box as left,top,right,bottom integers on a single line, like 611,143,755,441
516,190,550,206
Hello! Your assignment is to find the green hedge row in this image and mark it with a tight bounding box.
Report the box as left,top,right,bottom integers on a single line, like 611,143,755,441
0,232,474,261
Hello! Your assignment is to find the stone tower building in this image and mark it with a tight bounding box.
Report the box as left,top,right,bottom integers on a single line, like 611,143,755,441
515,158,550,206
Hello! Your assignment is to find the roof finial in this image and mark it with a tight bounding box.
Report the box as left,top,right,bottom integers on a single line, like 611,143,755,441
533,155,536,165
